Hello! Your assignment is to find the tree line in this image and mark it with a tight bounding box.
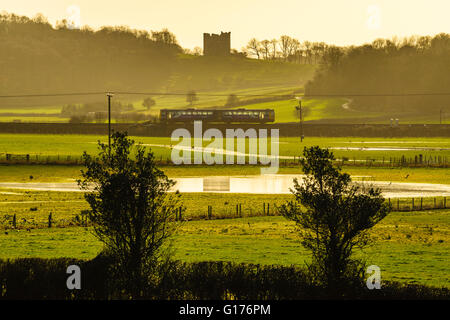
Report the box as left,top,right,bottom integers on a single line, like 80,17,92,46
0,12,180,101
304,34,450,117
0,12,313,110
243,36,333,64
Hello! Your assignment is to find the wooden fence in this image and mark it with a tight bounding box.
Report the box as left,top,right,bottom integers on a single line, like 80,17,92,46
0,153,448,168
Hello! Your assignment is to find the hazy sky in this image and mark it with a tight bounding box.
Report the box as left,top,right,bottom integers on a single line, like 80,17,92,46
2,0,449,49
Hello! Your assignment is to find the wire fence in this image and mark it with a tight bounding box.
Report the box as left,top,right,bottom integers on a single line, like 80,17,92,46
1,197,448,230
0,153,448,168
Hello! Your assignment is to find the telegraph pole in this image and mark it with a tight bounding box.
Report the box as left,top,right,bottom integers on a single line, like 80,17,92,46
107,93,114,157
295,97,304,142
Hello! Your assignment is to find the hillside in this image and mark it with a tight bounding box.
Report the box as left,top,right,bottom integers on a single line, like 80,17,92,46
305,34,450,123
0,13,316,112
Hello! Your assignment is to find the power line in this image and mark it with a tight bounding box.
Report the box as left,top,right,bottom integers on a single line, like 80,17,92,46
107,91,450,98
0,92,105,98
1,91,450,99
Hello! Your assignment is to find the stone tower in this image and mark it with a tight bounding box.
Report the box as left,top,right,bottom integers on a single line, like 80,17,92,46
203,32,231,56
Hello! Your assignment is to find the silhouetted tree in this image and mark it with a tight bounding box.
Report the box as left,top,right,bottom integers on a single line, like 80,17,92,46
142,97,156,110
186,90,198,106
246,38,262,59
225,94,239,107
280,146,391,294
260,40,271,60
151,28,178,45
78,131,183,297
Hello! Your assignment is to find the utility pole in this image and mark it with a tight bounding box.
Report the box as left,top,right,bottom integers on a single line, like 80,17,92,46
295,97,304,142
107,93,114,157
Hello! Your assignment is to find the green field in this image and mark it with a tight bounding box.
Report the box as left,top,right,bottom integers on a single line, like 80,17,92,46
0,188,448,228
0,86,304,123
2,87,447,124
1,210,449,288
0,134,449,163
0,133,448,289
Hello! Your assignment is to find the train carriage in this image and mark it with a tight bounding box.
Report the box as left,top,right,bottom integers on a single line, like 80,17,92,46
160,108,275,123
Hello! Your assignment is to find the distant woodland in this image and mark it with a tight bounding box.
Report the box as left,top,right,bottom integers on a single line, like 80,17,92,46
2,12,449,118
0,13,313,108
304,34,450,116
0,13,180,95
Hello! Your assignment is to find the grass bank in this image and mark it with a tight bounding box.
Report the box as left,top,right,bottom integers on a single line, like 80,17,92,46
1,210,449,288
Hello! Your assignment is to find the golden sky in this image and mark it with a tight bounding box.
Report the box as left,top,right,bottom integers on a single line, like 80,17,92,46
2,0,449,49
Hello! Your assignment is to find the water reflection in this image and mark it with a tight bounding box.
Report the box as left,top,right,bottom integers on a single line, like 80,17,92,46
0,176,449,198
172,175,450,198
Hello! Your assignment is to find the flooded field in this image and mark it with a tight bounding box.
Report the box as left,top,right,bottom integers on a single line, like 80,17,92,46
1,175,449,198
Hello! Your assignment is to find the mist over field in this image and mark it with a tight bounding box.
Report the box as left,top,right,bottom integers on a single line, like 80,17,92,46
1,12,448,124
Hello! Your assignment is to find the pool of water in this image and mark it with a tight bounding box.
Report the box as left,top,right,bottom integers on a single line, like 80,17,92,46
1,175,449,198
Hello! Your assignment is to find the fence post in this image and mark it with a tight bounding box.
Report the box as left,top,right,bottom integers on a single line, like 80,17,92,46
48,212,52,228
267,203,270,215
420,198,423,210
412,198,414,211
239,204,242,217
263,203,266,215
397,199,400,211
13,214,16,228
434,198,436,209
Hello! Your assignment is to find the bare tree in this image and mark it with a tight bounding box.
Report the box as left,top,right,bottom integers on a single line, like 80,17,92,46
279,35,299,61
186,90,198,106
270,39,279,59
143,97,156,110
260,40,271,60
193,46,203,56
246,38,262,59
151,28,178,45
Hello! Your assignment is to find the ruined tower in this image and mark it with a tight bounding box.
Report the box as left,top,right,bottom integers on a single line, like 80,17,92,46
203,32,231,56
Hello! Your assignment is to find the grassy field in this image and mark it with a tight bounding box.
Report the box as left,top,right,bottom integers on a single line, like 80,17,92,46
2,91,447,124
0,134,449,163
2,89,448,124
0,187,448,227
0,191,290,228
0,133,448,289
0,210,449,288
0,85,303,123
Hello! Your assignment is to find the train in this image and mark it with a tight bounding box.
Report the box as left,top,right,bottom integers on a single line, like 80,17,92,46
160,108,275,123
